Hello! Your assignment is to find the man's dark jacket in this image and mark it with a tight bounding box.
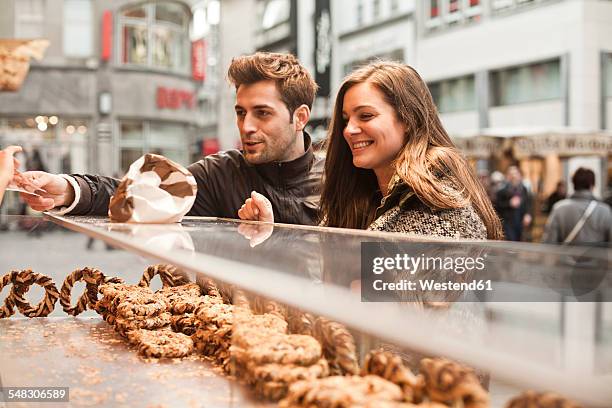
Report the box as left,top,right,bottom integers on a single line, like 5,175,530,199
67,134,324,225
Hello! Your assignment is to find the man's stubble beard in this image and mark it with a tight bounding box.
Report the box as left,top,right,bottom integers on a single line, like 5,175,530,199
243,131,298,165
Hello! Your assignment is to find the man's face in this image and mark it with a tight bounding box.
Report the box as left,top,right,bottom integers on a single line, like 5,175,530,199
234,80,301,164
507,167,521,185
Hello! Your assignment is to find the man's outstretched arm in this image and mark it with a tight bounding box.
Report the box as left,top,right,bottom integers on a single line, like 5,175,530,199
19,171,120,216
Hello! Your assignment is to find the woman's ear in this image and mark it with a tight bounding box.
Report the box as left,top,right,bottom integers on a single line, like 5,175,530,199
293,104,311,131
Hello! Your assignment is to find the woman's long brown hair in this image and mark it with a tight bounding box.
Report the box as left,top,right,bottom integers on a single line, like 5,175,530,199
320,61,503,239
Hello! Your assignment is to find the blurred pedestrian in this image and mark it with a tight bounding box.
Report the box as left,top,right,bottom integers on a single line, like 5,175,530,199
542,168,611,245
543,180,566,214
496,166,533,241
0,145,23,203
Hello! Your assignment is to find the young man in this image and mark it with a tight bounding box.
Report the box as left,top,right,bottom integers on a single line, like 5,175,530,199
19,53,323,225
542,167,612,245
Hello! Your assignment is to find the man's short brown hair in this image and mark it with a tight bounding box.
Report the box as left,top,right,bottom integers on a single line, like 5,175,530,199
227,52,318,117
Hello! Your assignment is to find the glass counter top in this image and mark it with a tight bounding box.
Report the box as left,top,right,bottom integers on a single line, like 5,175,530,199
13,214,611,406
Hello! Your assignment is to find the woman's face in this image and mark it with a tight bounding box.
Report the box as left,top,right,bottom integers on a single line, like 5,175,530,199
342,82,406,173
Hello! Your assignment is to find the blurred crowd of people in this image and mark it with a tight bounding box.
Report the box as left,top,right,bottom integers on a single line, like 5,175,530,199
479,165,612,246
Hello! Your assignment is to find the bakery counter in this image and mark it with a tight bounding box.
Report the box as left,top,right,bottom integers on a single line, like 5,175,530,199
1,214,611,407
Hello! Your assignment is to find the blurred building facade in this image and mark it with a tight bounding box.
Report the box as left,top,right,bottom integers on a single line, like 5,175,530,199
1,0,611,201
0,0,220,178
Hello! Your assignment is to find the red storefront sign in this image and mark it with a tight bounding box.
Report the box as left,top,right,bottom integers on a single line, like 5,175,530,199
101,11,112,61
192,39,206,81
156,87,195,110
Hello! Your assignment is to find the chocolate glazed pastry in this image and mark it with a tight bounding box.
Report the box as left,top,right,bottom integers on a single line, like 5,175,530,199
0,270,19,318
420,358,489,408
9,269,59,317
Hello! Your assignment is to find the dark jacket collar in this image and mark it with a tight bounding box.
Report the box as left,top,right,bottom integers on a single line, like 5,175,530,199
251,132,315,186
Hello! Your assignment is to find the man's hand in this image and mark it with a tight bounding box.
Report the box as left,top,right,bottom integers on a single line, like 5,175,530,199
238,191,274,223
237,191,274,247
0,145,22,187
18,171,75,211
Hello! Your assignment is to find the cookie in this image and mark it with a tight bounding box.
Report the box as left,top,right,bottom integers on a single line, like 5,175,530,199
114,291,169,318
247,358,329,384
130,329,194,358
279,375,404,407
170,313,199,336
114,312,171,336
505,391,582,408
420,358,489,408
245,334,321,366
362,349,425,403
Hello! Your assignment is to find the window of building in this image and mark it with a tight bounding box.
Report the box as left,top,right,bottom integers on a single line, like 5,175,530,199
390,0,399,13
15,0,45,38
119,120,190,173
119,2,190,73
492,0,540,13
356,0,364,26
373,0,381,20
428,75,476,113
63,0,93,57
426,0,482,31
606,54,612,97
491,59,561,106
260,0,290,29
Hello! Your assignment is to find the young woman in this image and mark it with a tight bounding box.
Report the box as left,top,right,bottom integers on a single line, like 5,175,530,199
240,62,502,240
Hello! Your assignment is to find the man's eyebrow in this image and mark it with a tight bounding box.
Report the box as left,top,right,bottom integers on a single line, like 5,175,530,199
253,104,275,110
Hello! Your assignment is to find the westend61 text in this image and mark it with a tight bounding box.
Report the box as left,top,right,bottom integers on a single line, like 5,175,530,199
372,279,493,291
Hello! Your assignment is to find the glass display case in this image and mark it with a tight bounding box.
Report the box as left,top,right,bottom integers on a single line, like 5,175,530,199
0,214,611,407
